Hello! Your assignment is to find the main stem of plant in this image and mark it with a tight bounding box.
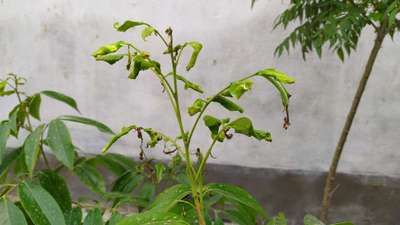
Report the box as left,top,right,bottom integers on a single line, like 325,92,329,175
320,25,386,223
162,30,207,225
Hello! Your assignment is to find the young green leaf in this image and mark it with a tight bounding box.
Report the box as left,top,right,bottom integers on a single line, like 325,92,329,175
95,54,125,65
92,41,126,57
185,41,203,71
28,94,42,120
225,80,253,99
113,20,146,32
58,115,114,134
176,74,204,93
74,161,106,193
212,95,244,113
38,170,72,213
23,124,45,176
47,119,75,169
41,90,80,113
65,207,82,225
256,68,295,84
0,198,28,225
18,181,66,225
117,210,189,225
141,26,155,41
147,184,191,212
188,98,206,116
206,183,266,218
303,214,325,225
83,208,103,225
102,126,137,153
0,122,11,163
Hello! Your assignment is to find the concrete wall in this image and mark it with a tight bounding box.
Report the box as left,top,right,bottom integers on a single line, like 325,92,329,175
1,0,400,177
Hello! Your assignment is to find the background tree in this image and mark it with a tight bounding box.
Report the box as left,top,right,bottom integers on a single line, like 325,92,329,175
273,0,400,223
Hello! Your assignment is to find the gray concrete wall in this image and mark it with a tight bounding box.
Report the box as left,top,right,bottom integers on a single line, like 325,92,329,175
1,0,400,177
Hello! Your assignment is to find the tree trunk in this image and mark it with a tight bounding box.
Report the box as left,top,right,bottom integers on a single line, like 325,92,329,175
319,26,387,223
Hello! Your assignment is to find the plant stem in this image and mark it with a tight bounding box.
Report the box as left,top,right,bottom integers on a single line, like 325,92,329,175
319,25,386,223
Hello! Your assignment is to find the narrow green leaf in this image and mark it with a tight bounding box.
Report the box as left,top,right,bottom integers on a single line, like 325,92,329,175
207,183,266,218
0,198,28,225
188,98,206,116
83,208,103,225
141,26,155,41
304,214,325,225
116,210,189,225
41,90,80,113
102,126,137,153
65,207,82,225
18,181,66,225
147,184,191,212
28,94,41,120
59,115,114,134
95,54,124,65
114,20,146,32
155,163,166,183
212,95,244,113
92,41,126,57
23,125,45,176
47,119,75,169
8,109,18,135
256,68,295,84
261,76,290,107
0,122,11,163
74,161,106,193
185,41,203,71
38,170,72,213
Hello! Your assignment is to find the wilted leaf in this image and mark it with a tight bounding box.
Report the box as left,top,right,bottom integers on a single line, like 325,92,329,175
256,68,295,84
212,95,244,113
141,26,155,41
228,117,271,142
225,80,253,99
188,99,206,116
176,74,204,93
114,20,146,32
92,41,126,57
185,42,203,71
95,54,125,65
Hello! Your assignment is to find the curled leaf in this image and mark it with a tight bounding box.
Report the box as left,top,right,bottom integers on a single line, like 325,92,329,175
95,54,124,65
114,20,147,32
256,68,295,84
188,99,206,116
92,41,126,57
141,26,155,41
185,41,203,71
